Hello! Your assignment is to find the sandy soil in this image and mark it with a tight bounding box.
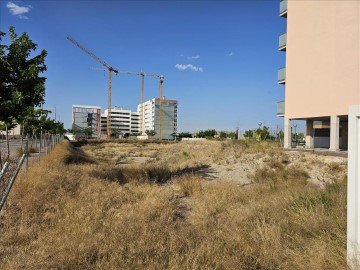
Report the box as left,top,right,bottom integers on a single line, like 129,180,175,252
81,141,347,188
197,150,347,187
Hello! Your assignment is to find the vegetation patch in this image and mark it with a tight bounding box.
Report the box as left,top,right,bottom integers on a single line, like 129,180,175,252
0,140,347,269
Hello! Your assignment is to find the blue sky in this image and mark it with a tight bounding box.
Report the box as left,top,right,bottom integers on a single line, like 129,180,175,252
1,0,287,133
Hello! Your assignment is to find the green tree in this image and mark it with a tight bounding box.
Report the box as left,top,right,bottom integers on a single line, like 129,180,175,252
294,132,304,140
219,131,227,139
111,128,122,138
255,126,271,141
196,129,216,138
227,131,237,140
145,130,156,137
67,128,81,135
83,127,93,138
0,120,16,165
277,130,284,141
0,26,47,159
243,130,254,138
178,132,192,138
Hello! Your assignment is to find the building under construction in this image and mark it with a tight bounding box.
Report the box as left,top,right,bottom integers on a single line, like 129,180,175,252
72,99,177,140
138,98,178,140
72,105,101,137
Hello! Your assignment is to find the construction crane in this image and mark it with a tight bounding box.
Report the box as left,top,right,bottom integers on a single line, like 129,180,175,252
117,70,164,139
67,36,118,139
90,66,165,140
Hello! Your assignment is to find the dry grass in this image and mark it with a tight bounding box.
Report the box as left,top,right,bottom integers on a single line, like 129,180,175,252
0,140,347,269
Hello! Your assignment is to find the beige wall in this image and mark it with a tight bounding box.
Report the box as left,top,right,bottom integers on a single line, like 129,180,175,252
285,1,360,119
0,124,21,136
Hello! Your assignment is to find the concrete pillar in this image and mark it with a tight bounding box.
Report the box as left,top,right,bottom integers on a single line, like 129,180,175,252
284,118,291,149
347,105,360,268
305,119,314,149
330,115,340,151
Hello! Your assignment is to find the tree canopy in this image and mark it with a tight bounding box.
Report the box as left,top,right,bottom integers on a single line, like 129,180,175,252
196,129,216,138
145,130,156,136
0,26,47,124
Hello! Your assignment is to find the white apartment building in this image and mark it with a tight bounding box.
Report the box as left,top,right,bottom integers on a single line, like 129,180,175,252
138,98,178,140
101,106,140,136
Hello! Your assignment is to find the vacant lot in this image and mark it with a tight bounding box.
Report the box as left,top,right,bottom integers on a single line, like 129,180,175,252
0,140,347,269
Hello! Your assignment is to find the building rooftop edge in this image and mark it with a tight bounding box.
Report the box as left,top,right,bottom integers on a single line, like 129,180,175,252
73,104,101,109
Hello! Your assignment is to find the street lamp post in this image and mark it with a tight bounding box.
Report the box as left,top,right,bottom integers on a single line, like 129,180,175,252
258,122,262,141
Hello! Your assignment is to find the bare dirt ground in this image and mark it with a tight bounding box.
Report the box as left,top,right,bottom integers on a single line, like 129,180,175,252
194,151,346,187
81,140,347,188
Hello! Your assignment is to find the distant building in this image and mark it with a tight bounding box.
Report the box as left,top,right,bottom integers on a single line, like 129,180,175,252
138,98,178,140
73,98,177,140
277,0,360,150
101,106,140,136
72,105,101,137
0,123,21,137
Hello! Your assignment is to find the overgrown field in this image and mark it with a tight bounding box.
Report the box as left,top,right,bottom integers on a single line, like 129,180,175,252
0,140,347,269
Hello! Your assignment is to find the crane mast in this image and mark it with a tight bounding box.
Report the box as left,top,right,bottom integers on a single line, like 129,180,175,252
67,36,118,139
67,35,166,140
117,70,164,138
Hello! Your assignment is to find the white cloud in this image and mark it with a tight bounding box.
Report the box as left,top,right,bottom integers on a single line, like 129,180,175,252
187,55,200,60
175,64,203,72
228,52,234,57
6,1,32,19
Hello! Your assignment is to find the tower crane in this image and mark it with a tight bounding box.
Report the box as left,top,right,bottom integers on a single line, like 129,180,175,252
117,70,164,139
67,36,118,139
90,67,165,140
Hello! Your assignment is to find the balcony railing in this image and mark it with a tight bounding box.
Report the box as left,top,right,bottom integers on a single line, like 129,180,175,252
280,0,287,17
278,67,286,84
277,101,285,116
279,33,286,51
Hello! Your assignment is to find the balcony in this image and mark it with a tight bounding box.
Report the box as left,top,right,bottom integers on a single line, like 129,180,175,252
278,67,286,84
277,101,285,117
280,0,287,17
279,33,286,51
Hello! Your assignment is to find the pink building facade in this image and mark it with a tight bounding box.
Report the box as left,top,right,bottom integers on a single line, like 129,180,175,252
278,0,360,150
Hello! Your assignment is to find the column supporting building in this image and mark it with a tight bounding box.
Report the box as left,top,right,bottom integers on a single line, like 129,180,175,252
330,115,340,151
305,119,314,149
284,118,292,149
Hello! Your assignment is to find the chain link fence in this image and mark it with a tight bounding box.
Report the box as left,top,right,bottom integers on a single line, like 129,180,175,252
0,135,63,212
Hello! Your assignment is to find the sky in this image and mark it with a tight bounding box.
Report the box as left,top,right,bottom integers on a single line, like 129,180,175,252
0,0,289,133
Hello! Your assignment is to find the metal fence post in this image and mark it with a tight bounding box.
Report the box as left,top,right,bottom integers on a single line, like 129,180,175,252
0,154,26,211
0,162,9,183
25,140,28,177
45,134,48,155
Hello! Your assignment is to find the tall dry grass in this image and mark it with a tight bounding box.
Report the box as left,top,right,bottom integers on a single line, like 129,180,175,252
0,140,347,269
